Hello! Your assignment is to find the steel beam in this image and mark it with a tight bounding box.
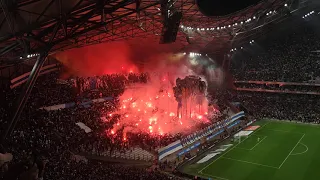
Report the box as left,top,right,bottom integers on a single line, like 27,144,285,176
0,52,48,143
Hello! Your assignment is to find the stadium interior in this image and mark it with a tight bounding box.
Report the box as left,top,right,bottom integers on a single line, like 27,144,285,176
0,0,319,180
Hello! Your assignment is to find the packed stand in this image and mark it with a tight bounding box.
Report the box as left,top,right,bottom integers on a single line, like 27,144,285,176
235,82,320,93
234,91,320,123
232,23,320,82
180,113,240,146
0,72,184,180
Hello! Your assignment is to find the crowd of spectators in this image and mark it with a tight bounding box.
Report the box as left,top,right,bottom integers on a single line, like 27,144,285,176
232,23,320,82
74,73,148,95
230,20,320,124
234,82,320,93
234,91,320,123
0,72,184,180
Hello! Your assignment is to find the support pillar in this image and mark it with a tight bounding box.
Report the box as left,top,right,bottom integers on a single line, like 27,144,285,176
1,52,48,143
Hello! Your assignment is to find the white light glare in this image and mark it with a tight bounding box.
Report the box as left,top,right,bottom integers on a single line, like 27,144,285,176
189,52,201,57
284,3,288,7
253,16,256,19
303,11,315,18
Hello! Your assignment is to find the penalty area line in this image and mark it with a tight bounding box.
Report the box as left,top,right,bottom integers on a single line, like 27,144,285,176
198,122,271,174
250,136,267,150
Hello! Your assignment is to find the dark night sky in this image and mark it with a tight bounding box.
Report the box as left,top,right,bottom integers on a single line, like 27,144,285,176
196,0,263,16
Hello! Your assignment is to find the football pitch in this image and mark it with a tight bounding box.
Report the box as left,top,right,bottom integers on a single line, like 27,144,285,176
181,120,320,180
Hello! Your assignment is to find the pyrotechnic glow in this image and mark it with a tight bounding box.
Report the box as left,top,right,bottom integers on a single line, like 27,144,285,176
107,74,210,137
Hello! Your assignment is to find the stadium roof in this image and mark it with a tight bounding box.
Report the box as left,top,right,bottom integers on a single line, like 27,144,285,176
0,0,309,66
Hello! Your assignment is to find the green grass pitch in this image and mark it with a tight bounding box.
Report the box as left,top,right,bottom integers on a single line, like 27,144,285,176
181,120,320,180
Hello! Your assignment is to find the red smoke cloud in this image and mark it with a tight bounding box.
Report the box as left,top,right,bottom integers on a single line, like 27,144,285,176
106,76,209,136
54,39,185,77
54,39,226,136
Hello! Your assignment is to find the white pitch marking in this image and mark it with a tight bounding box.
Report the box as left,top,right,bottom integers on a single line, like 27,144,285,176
198,122,270,174
200,172,230,180
221,157,279,169
291,143,309,156
264,128,304,135
278,134,305,169
250,136,267,150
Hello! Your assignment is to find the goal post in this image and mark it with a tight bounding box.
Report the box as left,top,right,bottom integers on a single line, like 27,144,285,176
233,134,248,144
233,130,253,144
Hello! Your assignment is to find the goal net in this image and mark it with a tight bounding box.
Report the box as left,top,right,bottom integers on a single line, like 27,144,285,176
233,130,253,144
